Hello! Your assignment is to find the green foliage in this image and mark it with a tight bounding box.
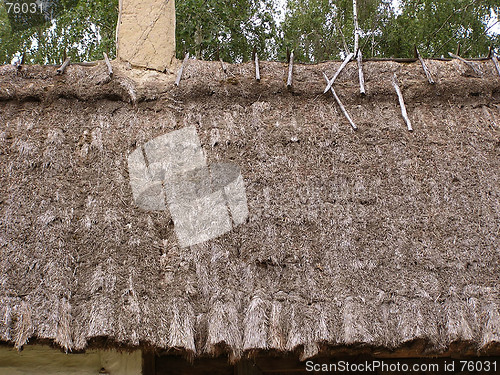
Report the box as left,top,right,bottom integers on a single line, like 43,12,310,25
281,0,393,62
175,0,278,62
381,0,500,58
281,0,499,61
0,0,498,65
281,0,344,62
0,0,118,64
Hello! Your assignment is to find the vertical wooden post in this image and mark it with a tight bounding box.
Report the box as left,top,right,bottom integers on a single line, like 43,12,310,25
255,53,260,81
175,52,189,86
353,0,359,56
16,52,25,71
220,58,227,74
357,50,366,95
103,52,113,78
287,51,294,88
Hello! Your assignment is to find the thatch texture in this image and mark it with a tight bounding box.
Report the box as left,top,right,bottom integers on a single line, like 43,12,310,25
0,58,499,360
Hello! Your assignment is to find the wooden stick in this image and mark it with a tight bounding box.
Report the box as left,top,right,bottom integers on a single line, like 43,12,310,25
392,73,413,131
357,50,365,95
491,54,500,77
103,52,113,78
220,58,227,74
323,72,358,131
16,53,25,71
323,52,354,93
416,48,435,84
448,52,481,75
353,0,359,57
56,57,71,75
60,61,97,67
175,52,189,86
287,51,294,88
255,53,260,81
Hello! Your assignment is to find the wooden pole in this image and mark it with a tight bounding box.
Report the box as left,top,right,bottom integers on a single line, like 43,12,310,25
323,72,358,131
491,54,500,77
357,50,365,95
175,52,189,86
353,0,359,57
392,73,413,132
255,53,260,81
220,58,227,74
448,52,481,75
56,57,71,75
416,48,435,84
323,52,354,93
16,53,25,71
287,51,294,88
103,52,113,78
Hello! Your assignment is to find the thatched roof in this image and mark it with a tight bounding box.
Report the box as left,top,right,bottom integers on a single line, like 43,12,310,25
0,58,499,360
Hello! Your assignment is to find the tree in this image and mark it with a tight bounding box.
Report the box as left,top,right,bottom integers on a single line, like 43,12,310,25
280,0,499,61
381,0,500,58
280,0,394,62
0,0,118,65
0,0,498,65
175,0,278,63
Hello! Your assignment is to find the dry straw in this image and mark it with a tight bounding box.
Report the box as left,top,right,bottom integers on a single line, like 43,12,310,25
0,58,499,359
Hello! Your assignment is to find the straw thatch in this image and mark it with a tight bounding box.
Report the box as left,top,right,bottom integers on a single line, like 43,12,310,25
0,58,499,361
